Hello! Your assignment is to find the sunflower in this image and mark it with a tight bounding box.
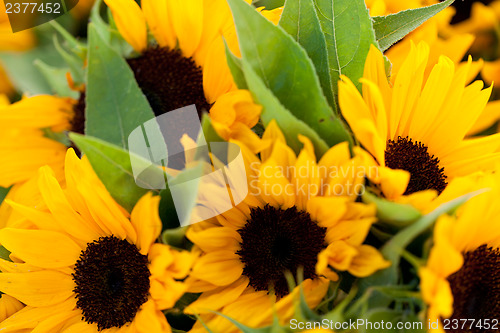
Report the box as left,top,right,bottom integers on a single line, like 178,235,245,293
0,148,193,332
339,41,500,204
184,121,390,332
103,0,266,151
0,93,85,189
419,171,500,331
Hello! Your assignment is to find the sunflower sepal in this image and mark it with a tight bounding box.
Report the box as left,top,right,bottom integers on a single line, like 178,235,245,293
49,20,87,60
34,60,80,98
361,189,486,289
362,191,422,231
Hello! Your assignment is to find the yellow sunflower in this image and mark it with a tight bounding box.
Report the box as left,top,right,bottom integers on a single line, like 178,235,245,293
0,93,86,188
339,41,500,205
0,148,194,332
419,171,500,330
184,121,390,332
103,0,266,151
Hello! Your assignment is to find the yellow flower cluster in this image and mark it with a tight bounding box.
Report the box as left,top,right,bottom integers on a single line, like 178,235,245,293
0,0,500,332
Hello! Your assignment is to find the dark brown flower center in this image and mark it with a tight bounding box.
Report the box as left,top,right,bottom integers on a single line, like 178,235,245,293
385,136,447,195
236,205,326,298
72,236,151,331
127,47,211,118
70,92,86,135
447,244,500,329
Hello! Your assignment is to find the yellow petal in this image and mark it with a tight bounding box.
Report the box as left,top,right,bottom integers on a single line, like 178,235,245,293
185,276,249,314
168,0,203,57
190,250,243,286
0,294,24,322
0,228,81,269
104,0,147,52
142,0,176,49
347,245,391,277
130,192,162,255
134,299,172,333
0,298,76,331
0,270,74,307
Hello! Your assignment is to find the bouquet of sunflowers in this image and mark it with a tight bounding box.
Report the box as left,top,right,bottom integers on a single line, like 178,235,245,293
1,0,500,331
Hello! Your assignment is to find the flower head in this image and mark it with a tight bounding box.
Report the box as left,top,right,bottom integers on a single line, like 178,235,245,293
0,149,193,332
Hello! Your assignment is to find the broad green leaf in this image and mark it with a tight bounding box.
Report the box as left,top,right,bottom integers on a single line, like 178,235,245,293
86,23,157,149
313,0,378,95
241,59,329,156
34,60,79,98
70,133,164,212
279,0,334,108
227,0,352,149
373,0,455,52
362,191,421,229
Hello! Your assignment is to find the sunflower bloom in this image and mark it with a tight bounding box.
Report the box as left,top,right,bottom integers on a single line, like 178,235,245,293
104,0,265,151
185,121,389,332
339,41,500,203
419,171,500,330
0,94,85,188
0,149,193,332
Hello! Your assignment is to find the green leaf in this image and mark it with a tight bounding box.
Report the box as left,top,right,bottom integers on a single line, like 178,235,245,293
224,40,248,90
279,0,334,108
361,189,485,288
165,163,205,227
201,113,225,144
227,0,352,149
0,45,62,95
159,188,180,230
86,23,157,149
373,0,455,52
70,133,164,212
34,60,79,98
252,0,284,10
313,0,378,95
52,35,85,84
0,246,11,262
241,59,329,156
362,191,421,229
0,186,10,207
